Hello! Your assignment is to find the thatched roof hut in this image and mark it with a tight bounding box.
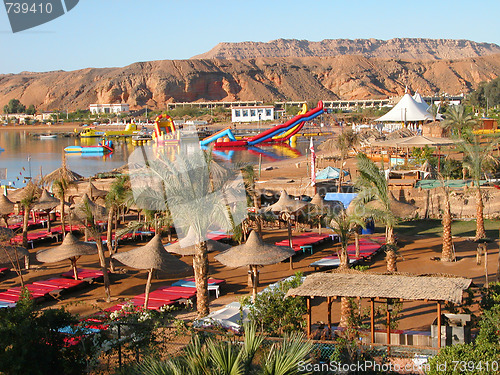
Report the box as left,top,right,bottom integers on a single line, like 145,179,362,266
286,272,472,304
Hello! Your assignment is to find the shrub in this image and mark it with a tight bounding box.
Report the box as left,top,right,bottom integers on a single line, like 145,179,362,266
0,292,86,375
241,272,306,336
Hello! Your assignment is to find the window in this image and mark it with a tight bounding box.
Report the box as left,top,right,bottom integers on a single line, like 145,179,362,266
266,109,272,117
235,110,240,117
250,109,256,116
242,109,248,117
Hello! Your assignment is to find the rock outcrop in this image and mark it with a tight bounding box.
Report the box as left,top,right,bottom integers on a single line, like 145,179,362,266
192,38,500,61
0,54,499,111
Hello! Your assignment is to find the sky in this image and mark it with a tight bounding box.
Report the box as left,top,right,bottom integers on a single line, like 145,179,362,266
0,0,499,74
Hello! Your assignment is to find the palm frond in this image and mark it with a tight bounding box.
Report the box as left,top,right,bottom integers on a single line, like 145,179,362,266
261,331,313,375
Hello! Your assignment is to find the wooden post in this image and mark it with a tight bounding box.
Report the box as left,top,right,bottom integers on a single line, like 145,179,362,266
485,245,489,289
306,297,311,338
71,257,78,280
370,298,375,344
252,266,259,301
144,268,154,309
437,301,442,349
327,297,332,338
288,220,293,270
386,304,391,346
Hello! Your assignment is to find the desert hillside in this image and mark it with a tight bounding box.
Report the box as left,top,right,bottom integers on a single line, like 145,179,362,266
0,54,499,111
192,38,500,61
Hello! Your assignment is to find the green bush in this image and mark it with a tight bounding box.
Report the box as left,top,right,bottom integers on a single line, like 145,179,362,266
0,292,87,375
241,272,306,336
427,305,500,375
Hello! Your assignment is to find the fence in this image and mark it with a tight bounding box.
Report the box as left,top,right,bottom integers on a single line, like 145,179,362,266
89,322,439,374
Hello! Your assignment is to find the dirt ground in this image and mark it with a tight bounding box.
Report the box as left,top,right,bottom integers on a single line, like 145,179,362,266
1,225,497,333
1,123,498,334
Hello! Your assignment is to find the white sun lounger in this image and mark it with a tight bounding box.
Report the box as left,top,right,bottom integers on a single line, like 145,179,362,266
310,257,359,269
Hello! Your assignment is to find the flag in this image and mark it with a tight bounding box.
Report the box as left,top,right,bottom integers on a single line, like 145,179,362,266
310,137,316,187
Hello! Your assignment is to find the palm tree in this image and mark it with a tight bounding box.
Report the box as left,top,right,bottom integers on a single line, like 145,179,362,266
441,105,477,137
459,137,499,240
355,153,397,244
241,165,261,235
438,173,455,262
327,209,364,328
20,181,39,252
327,209,364,270
72,197,111,302
335,129,359,192
354,153,400,272
43,153,83,236
105,175,130,272
134,323,312,375
129,148,239,318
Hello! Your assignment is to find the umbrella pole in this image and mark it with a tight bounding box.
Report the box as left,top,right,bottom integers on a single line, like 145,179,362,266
144,268,153,309
70,257,79,280
252,265,258,302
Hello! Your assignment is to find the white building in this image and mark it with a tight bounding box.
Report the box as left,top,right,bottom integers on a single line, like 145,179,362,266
231,105,274,123
90,103,130,114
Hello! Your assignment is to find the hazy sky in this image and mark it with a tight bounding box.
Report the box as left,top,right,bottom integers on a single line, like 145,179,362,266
1,0,499,74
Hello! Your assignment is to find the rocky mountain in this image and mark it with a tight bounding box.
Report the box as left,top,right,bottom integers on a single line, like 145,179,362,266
192,38,500,61
1,54,499,111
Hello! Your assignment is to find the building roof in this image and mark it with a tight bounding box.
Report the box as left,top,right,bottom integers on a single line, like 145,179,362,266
231,106,274,109
376,93,434,122
286,271,472,304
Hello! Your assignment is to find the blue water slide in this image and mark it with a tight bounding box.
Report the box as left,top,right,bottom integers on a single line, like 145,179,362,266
200,128,237,147
247,109,324,146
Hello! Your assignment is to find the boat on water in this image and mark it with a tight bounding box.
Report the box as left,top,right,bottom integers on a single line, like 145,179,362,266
64,140,114,154
79,123,140,138
39,134,58,139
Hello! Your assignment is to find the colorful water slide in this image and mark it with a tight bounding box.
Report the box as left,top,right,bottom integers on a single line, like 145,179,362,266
246,101,324,146
203,101,324,148
200,127,237,147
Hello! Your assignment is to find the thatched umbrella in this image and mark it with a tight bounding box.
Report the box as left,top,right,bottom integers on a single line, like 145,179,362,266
0,194,15,227
83,181,107,200
112,234,190,308
33,189,59,232
0,227,14,241
36,233,98,280
71,193,107,241
8,182,42,203
43,156,83,186
72,193,107,219
215,230,295,300
264,190,307,214
0,245,29,265
0,240,29,286
310,193,327,210
264,190,308,269
166,239,230,256
166,226,230,256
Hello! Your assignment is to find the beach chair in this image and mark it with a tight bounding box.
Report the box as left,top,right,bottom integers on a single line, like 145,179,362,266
61,268,106,283
172,278,225,298
32,278,86,299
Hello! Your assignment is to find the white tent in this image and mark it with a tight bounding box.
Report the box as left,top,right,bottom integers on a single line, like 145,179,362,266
376,93,434,122
413,92,430,112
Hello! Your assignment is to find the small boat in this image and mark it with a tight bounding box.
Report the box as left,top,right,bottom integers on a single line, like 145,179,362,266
64,140,114,154
80,123,140,138
40,134,58,139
